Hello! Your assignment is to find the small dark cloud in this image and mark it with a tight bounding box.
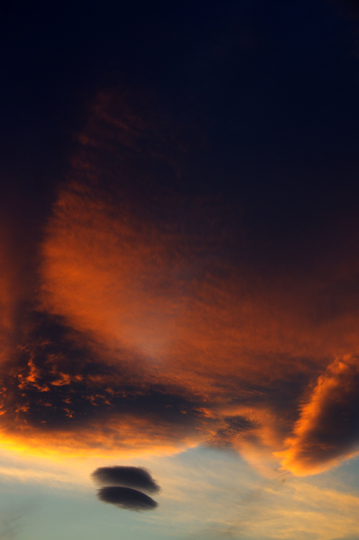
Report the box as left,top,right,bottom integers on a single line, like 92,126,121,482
97,486,158,511
92,466,160,493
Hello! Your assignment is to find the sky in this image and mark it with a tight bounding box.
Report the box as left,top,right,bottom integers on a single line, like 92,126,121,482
2,0,359,538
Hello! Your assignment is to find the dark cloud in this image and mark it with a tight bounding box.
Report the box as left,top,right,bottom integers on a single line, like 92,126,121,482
211,416,257,448
0,306,232,454
97,486,158,511
92,466,160,493
0,308,208,433
0,298,316,455
0,301,327,462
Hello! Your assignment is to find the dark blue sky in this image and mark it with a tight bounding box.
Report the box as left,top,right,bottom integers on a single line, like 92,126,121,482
2,0,359,207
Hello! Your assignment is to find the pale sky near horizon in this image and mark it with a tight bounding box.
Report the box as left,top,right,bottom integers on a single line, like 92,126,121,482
1,445,359,540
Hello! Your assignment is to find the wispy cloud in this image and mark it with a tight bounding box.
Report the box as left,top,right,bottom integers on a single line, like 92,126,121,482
0,505,35,540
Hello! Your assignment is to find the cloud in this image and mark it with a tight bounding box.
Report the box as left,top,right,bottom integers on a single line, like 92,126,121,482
93,465,160,512
0,308,214,454
33,89,359,473
97,486,158,511
0,505,36,540
92,466,160,493
278,355,359,474
2,87,359,475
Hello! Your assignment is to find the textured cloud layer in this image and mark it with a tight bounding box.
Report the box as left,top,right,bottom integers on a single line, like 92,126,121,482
1,86,359,476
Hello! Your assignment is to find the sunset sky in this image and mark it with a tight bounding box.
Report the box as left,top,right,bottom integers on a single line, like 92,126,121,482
2,1,359,538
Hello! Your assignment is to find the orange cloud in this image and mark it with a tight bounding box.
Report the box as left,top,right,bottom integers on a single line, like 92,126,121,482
278,355,359,475
1,90,359,475
27,92,359,466
39,178,324,395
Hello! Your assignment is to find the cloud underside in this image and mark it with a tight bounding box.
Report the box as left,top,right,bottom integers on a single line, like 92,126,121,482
1,90,359,475
97,486,158,511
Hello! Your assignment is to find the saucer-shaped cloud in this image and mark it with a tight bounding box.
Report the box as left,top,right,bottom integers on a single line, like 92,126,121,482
97,486,158,511
92,466,160,493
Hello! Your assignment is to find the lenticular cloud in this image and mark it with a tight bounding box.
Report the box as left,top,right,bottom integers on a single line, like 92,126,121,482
92,466,160,493
97,486,158,511
92,465,160,511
